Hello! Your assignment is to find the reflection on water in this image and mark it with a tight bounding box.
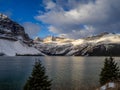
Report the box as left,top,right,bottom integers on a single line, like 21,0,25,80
0,56,120,90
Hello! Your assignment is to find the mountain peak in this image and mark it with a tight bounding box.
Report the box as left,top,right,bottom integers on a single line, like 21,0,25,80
84,32,110,40
0,13,8,19
0,13,31,41
34,37,43,42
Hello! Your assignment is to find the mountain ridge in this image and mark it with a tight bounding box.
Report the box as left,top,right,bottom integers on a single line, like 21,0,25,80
0,13,44,56
34,33,120,56
1,13,120,56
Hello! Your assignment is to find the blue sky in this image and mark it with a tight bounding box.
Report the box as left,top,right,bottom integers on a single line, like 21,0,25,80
0,0,55,38
0,0,120,39
0,0,40,22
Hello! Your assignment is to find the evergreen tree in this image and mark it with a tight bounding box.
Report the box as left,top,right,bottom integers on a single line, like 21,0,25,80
99,57,120,85
24,60,51,90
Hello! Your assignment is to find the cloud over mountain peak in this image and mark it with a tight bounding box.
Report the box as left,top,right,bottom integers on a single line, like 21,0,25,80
35,0,120,39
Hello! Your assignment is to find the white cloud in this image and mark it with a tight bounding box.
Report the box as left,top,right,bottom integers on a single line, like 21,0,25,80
23,22,41,38
45,1,56,10
35,0,120,39
48,26,59,33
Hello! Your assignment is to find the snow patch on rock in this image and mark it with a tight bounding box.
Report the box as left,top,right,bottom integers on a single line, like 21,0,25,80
0,39,44,56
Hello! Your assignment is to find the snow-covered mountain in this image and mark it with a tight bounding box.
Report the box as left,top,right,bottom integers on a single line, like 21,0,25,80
0,39,44,56
42,36,74,43
0,13,44,56
34,32,120,56
0,14,30,41
2,13,120,56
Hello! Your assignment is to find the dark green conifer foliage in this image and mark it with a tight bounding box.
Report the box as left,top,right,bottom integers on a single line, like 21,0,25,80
99,57,120,85
24,60,51,90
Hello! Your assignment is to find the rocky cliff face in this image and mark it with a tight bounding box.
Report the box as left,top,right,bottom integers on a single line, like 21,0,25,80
0,13,30,41
0,13,44,56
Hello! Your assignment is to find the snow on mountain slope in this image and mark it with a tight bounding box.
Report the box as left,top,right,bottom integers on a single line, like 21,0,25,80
92,34,120,44
42,36,74,44
0,13,30,41
34,33,120,56
71,33,120,45
0,14,8,19
0,39,44,56
0,13,45,56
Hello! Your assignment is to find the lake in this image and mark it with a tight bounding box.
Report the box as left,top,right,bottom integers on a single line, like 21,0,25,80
0,56,120,90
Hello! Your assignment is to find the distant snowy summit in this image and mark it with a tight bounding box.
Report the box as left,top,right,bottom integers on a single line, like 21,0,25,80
34,32,120,56
1,13,120,56
0,13,44,56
